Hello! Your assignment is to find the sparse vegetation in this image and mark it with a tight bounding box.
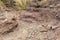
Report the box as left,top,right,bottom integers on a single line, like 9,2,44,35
0,0,48,10
0,0,4,7
13,0,29,10
0,0,30,10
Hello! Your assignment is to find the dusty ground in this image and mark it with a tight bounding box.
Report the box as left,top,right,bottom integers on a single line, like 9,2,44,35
0,0,60,40
0,8,60,40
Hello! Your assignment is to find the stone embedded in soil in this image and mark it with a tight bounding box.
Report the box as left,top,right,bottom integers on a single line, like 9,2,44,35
0,11,18,34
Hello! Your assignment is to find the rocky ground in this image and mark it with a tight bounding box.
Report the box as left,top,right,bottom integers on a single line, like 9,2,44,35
0,0,60,40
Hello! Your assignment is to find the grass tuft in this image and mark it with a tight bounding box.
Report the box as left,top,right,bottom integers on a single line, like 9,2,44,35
0,0,4,7
13,0,29,10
